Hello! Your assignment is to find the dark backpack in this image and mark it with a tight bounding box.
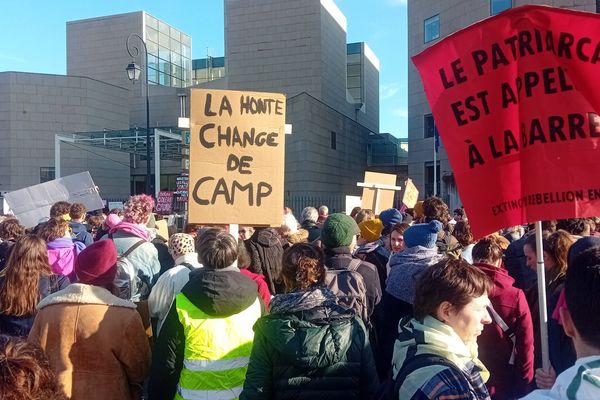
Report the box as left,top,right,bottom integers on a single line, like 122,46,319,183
109,236,147,301
377,353,461,400
325,258,369,326
246,228,284,294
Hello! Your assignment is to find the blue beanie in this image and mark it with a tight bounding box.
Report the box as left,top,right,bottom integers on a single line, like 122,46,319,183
403,220,443,248
379,208,402,228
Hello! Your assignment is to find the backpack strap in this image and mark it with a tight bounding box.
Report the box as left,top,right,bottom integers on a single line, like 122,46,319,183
487,304,517,365
347,258,362,272
180,262,194,271
121,239,147,259
393,353,461,397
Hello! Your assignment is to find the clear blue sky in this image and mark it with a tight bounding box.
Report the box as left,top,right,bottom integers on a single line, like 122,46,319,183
0,0,408,137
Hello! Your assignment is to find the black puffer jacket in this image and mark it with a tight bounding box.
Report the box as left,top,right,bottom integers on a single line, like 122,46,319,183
245,228,285,294
241,287,378,400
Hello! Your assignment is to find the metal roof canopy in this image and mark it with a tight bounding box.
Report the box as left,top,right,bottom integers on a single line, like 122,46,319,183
55,127,184,197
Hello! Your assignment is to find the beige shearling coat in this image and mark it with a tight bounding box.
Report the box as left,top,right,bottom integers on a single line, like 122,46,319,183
28,283,151,400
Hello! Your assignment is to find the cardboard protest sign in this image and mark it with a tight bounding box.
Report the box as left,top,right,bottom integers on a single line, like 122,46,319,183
4,172,104,228
360,172,399,214
155,191,174,215
413,5,600,238
188,89,286,226
402,178,419,208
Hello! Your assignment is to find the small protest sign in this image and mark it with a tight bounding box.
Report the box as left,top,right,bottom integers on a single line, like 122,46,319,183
188,89,286,226
359,172,400,214
402,178,419,208
412,5,600,238
4,172,104,228
155,191,174,215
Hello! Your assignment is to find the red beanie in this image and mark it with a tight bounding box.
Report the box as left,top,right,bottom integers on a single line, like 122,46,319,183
75,240,118,286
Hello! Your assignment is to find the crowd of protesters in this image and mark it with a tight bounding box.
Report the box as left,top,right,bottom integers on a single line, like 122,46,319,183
1,194,600,399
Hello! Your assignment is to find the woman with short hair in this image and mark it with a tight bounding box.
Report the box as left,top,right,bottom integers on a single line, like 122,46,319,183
391,258,493,399
241,243,378,399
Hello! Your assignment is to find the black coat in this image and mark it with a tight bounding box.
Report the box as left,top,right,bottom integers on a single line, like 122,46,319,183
241,289,378,399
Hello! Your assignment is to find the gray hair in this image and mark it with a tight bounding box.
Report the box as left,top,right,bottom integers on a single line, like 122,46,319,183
318,205,329,215
301,207,318,223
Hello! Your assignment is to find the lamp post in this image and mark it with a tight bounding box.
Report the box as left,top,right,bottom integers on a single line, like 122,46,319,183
126,33,152,195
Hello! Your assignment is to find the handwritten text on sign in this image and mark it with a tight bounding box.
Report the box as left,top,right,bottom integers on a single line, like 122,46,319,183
188,89,285,226
412,6,600,238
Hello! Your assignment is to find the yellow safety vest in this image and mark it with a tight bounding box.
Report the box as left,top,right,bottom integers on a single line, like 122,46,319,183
174,293,261,400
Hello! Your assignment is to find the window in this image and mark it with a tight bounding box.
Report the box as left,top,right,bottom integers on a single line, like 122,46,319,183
424,114,438,138
40,167,55,183
330,132,337,150
424,15,440,43
491,0,512,15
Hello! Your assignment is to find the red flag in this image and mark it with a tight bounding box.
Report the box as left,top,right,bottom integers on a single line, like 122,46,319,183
412,5,600,238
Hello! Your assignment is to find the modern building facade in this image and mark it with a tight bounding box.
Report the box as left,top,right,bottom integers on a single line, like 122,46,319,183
1,0,395,213
0,72,130,197
407,0,598,209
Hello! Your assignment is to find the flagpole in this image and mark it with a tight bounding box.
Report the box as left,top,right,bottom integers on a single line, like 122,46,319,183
433,128,437,197
535,221,551,372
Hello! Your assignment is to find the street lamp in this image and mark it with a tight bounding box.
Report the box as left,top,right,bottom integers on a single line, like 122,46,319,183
126,33,152,196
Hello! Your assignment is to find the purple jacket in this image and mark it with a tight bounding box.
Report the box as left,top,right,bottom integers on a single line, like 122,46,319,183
47,238,86,280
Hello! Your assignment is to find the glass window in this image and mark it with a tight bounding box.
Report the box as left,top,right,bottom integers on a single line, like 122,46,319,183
170,27,181,42
172,64,182,79
490,0,512,15
147,67,158,84
146,14,158,29
158,72,167,86
424,161,441,197
181,34,191,47
40,167,55,183
424,15,440,43
147,41,158,57
424,114,438,138
146,27,158,44
159,32,170,47
181,45,191,58
170,38,181,54
330,132,337,150
347,53,361,63
158,20,169,34
159,46,170,62
148,54,158,70
172,52,182,67
347,76,361,88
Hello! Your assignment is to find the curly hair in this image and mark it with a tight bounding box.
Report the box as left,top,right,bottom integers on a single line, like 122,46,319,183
454,220,475,247
0,218,25,241
0,235,52,316
472,235,504,264
123,194,155,224
68,203,86,220
281,243,326,292
0,335,66,400
49,201,71,219
423,196,450,226
37,218,68,242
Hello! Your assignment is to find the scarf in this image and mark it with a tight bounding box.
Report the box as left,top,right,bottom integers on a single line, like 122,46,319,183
107,218,150,241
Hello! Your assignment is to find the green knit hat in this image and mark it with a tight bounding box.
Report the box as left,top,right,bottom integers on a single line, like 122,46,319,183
321,213,360,248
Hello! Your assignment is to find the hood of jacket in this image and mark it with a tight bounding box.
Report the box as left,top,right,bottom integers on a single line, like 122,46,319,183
255,286,356,369
473,263,516,294
392,316,489,382
37,283,136,310
69,221,87,235
181,267,258,317
355,241,380,255
386,246,444,303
